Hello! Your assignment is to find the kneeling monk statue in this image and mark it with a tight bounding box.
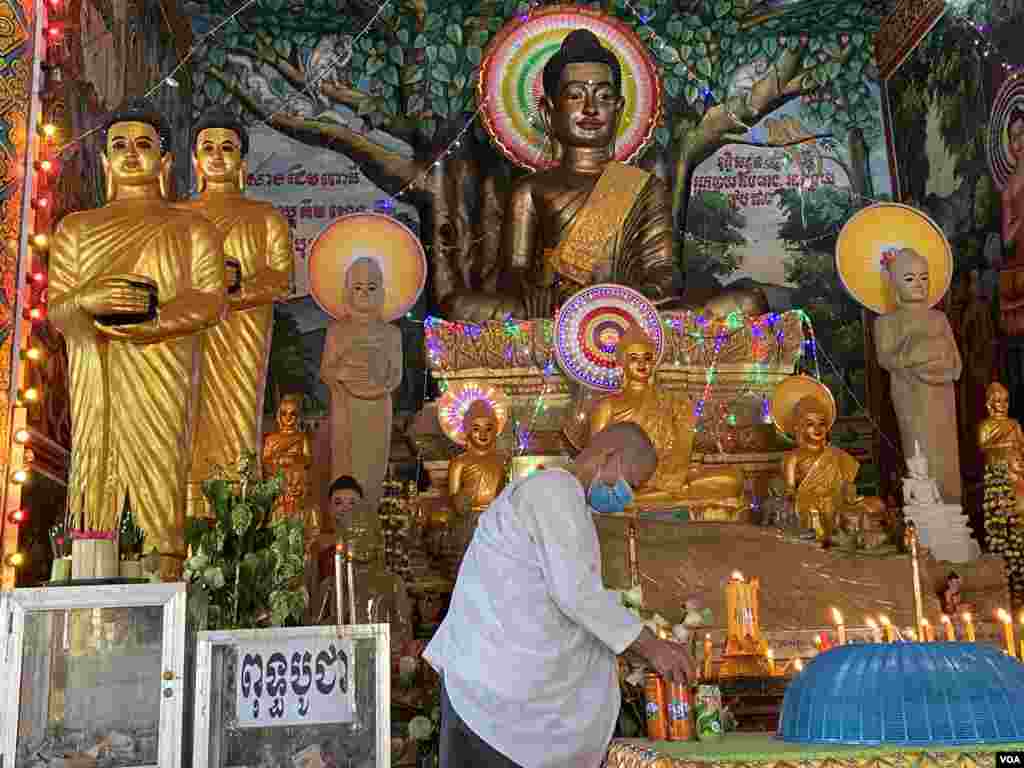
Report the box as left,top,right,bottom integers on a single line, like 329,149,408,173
588,324,745,517
773,375,888,548
49,100,227,580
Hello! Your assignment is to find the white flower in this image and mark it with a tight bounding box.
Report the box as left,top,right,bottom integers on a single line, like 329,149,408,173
408,715,433,741
626,670,645,686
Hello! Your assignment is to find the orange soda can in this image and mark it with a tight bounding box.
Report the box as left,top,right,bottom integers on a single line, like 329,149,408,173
666,681,694,741
643,672,669,740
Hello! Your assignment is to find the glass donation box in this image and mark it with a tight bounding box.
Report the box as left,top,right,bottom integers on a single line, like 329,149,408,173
0,583,188,768
193,623,390,768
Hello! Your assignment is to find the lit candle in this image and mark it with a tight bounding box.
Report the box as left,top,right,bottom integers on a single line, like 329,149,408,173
997,609,1016,657
904,627,917,641
920,618,934,642
813,633,823,652
940,615,955,641
793,658,804,672
731,570,744,582
1015,614,1024,663
832,608,847,645
962,612,976,642
703,633,713,679
1020,613,1024,660
334,544,345,626
879,615,895,643
866,617,883,643
766,648,775,675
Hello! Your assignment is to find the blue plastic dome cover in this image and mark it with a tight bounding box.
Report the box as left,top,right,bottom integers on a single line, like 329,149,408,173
779,643,1024,745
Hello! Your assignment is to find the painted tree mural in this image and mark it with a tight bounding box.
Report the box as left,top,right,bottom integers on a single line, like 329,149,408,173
187,0,889,315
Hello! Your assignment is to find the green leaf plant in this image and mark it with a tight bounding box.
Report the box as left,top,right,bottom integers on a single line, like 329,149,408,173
183,451,308,629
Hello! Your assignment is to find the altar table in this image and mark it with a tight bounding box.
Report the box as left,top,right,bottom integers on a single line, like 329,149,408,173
605,733,1024,768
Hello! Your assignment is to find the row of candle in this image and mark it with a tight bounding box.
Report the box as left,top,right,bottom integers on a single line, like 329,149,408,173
828,607,1024,658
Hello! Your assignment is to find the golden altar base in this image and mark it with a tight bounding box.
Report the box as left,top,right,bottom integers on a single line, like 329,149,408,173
605,735,1022,768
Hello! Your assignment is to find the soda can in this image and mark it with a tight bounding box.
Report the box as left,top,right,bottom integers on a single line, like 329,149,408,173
643,672,669,740
666,681,693,741
694,684,724,741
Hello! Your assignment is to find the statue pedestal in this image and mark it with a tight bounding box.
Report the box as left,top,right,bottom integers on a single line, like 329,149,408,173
902,503,980,563
70,539,119,580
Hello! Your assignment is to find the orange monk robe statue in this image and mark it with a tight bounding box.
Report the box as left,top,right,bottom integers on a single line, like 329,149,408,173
176,109,292,483
48,101,226,578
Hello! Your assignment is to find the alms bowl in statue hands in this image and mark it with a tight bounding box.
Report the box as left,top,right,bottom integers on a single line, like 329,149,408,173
93,276,159,326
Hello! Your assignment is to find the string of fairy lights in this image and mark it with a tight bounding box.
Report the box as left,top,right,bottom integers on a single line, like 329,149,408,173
4,0,60,573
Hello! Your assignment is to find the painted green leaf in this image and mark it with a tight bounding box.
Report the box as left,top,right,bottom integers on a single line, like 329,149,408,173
659,44,681,64
674,61,690,77
433,63,452,83
421,117,437,136
467,45,483,66
205,79,224,101
702,27,713,41
435,97,450,117
425,45,438,62
470,28,489,47
426,12,443,31
666,19,684,38
695,58,712,78
209,47,227,68
397,28,411,46
389,46,405,66
360,36,374,52
430,80,446,97
655,125,670,146
665,76,682,98
414,33,428,48
685,84,699,104
715,0,730,18
695,42,707,56
381,66,400,86
440,43,459,65
764,37,777,57
401,64,424,85
446,24,463,46
679,44,692,60
365,57,385,75
681,28,694,42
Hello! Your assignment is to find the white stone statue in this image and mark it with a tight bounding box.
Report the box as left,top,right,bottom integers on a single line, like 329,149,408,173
903,441,942,507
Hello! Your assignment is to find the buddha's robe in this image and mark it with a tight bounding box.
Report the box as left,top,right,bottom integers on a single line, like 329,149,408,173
791,446,860,533
449,452,506,512
977,416,1024,465
175,197,291,480
506,162,675,317
49,202,225,558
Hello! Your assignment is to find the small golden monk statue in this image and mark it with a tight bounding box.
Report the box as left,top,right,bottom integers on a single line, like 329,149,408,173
262,393,313,523
448,400,508,516
176,107,292,486
49,100,226,580
588,324,745,517
977,382,1024,466
772,375,887,548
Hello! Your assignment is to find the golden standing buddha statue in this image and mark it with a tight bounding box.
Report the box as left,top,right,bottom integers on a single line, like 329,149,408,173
48,100,226,580
588,324,744,517
977,382,1024,466
772,375,887,548
262,393,314,524
175,108,292,487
